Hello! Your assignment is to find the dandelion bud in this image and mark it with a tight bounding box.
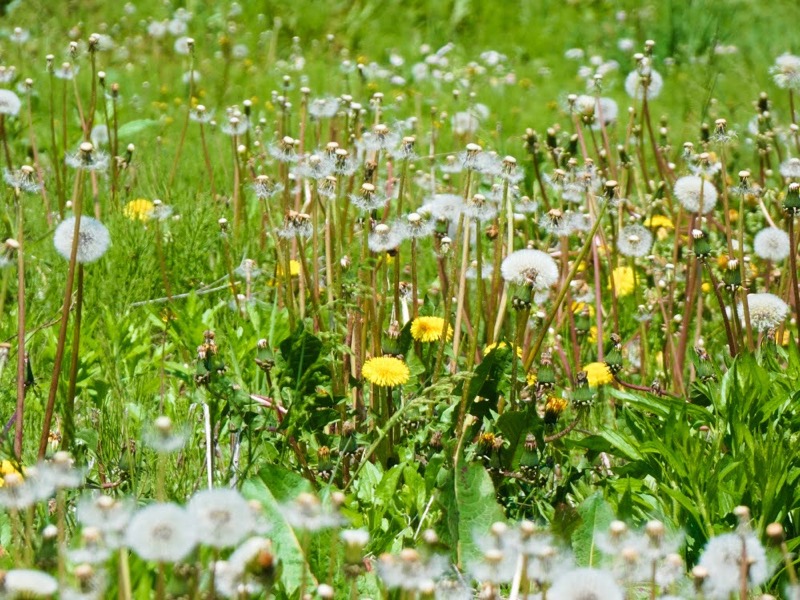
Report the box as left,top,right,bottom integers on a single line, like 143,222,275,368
603,179,618,199
46,54,54,71
43,524,58,539
111,82,120,98
766,522,784,543
218,217,229,231
98,70,106,84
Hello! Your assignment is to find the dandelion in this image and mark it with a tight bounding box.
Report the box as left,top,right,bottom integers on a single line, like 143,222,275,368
4,165,40,193
462,193,498,221
410,316,453,343
123,199,155,221
221,116,248,136
753,227,791,262
187,488,256,548
362,356,410,387
739,293,789,332
547,567,624,600
54,62,77,80
309,97,340,119
779,157,800,179
398,212,434,240
617,224,653,258
144,416,187,454
77,494,133,547
673,175,718,214
421,193,463,221
771,53,800,90
53,216,111,264
645,214,674,230
624,68,664,100
368,223,402,253
277,211,313,240
3,569,59,598
610,265,635,296
280,492,343,531
65,142,109,171
583,362,613,387
90,124,109,146
44,451,85,489
378,549,448,591
125,503,197,562
0,89,21,116
500,249,559,290
351,183,389,212
698,532,768,599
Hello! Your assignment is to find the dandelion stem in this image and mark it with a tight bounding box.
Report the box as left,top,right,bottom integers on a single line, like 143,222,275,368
14,190,25,459
38,170,85,460
62,264,84,451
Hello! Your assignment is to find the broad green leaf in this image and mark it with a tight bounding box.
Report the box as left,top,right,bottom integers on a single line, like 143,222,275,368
571,492,615,567
242,466,318,595
117,119,159,138
453,462,505,567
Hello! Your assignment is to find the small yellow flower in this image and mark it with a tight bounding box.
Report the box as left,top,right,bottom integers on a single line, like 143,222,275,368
410,317,453,343
277,260,301,277
0,459,20,488
572,301,595,317
610,266,635,297
484,342,522,358
588,326,598,344
583,362,613,387
362,356,410,387
526,371,538,386
545,396,568,420
644,215,674,230
124,199,154,221
776,329,790,346
701,282,712,294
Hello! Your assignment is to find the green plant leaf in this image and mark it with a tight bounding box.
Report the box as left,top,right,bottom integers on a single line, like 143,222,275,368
452,462,505,567
242,466,318,595
117,119,159,138
571,492,615,566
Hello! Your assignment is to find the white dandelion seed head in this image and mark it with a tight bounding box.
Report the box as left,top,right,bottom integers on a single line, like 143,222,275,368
4,569,59,598
739,293,789,332
53,216,111,264
501,249,559,290
624,68,663,100
90,124,109,146
147,20,167,39
368,223,402,253
772,53,800,90
0,89,21,116
698,533,769,599
187,488,256,549
547,567,624,600
779,157,800,179
126,503,197,563
753,227,791,262
673,175,718,214
309,97,340,120
463,194,498,221
420,193,464,222
618,224,654,258
280,492,343,532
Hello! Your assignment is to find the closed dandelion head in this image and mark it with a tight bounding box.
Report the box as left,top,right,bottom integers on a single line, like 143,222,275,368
548,567,624,600
673,175,718,214
188,488,256,548
65,142,109,171
754,227,790,262
53,216,111,264
618,224,653,258
501,249,559,290
126,503,197,563
410,316,453,343
739,293,789,332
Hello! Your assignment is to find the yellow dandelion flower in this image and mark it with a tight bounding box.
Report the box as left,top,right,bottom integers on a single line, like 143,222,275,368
362,356,410,387
583,362,613,387
701,282,712,294
411,316,453,343
572,301,595,317
124,199,155,221
717,254,730,270
776,329,790,346
644,215,674,230
610,266,635,297
545,396,569,420
588,326,598,344
277,260,301,277
483,342,522,358
0,459,20,487
526,371,538,386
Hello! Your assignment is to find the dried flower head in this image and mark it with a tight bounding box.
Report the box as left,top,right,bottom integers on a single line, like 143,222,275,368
500,249,559,290
53,216,111,264
739,293,789,332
